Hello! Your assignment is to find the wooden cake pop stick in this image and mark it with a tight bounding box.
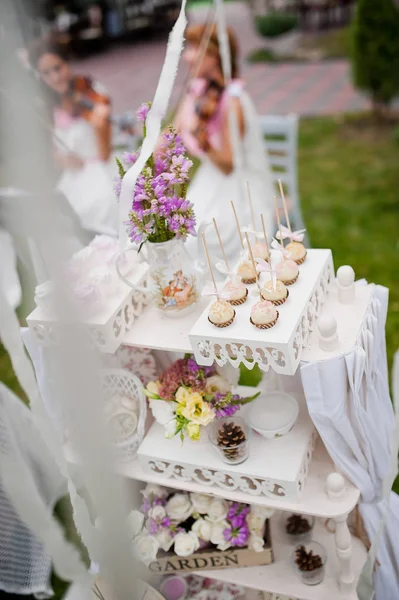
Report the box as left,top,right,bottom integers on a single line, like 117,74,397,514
231,201,244,250
246,181,257,234
278,178,291,232
202,232,219,295
245,232,261,296
273,195,286,259
213,217,229,270
260,213,269,259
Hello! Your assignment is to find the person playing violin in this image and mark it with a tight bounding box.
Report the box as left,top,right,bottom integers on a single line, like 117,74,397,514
28,39,117,235
173,24,276,265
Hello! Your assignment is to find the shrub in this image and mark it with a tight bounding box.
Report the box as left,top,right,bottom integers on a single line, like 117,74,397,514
351,0,399,112
247,47,277,63
255,12,298,39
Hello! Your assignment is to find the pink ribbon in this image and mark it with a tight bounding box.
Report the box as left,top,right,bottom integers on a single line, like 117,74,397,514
275,224,306,243
256,258,277,291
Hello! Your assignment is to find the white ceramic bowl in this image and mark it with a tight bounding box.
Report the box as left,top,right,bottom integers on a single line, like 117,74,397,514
247,392,299,439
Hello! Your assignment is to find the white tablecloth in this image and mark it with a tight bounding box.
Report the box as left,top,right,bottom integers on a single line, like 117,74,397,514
301,285,399,600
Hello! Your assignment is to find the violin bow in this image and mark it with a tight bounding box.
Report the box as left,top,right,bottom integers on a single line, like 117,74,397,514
172,4,217,118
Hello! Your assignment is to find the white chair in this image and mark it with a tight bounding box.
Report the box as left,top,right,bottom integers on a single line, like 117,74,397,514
259,114,307,237
111,112,139,154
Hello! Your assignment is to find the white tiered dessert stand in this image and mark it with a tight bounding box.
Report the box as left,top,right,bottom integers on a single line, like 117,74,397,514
81,251,380,600
28,245,396,599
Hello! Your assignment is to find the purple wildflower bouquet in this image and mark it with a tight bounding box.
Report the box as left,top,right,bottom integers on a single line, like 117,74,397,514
144,356,259,442
139,483,271,558
115,102,196,246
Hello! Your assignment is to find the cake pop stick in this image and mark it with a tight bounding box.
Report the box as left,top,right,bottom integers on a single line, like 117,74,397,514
278,179,291,233
213,218,230,270
231,201,244,250
246,181,257,234
260,213,269,260
245,232,261,297
202,232,219,295
273,195,286,259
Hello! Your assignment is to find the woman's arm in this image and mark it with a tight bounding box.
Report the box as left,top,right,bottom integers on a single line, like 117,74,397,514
91,103,112,161
200,96,245,175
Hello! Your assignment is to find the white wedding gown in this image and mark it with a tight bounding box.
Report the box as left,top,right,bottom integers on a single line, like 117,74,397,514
180,80,276,266
55,110,118,236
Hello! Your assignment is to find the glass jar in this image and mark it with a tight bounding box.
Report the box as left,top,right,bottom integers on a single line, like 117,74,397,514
209,416,251,465
291,541,327,586
282,512,315,544
146,238,199,318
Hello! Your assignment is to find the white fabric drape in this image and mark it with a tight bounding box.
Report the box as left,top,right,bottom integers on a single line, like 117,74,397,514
300,284,399,599
0,228,21,309
0,382,88,597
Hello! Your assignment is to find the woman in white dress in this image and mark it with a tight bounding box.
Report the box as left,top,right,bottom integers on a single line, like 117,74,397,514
28,40,118,236
174,24,276,264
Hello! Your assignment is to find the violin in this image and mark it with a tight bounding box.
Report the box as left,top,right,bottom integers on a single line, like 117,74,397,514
193,77,225,151
61,75,110,122
60,75,135,133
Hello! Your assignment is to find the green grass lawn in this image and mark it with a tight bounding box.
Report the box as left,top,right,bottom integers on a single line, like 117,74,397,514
298,114,399,369
247,26,351,63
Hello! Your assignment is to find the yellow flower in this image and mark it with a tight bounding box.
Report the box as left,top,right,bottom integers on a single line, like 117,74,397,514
181,394,215,426
145,381,161,399
175,386,191,405
186,422,201,441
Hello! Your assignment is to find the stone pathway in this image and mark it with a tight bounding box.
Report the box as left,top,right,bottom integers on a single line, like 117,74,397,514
72,2,369,117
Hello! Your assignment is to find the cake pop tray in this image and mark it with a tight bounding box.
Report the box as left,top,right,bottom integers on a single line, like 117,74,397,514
138,391,317,502
189,249,334,376
26,261,150,354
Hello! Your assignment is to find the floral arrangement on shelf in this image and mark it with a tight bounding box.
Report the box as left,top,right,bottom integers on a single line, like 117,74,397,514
115,102,196,246
137,483,273,558
144,356,260,442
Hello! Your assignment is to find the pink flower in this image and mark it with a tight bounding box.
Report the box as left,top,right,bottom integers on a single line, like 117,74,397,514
136,102,151,123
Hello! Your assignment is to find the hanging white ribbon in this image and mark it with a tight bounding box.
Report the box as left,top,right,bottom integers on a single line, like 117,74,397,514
275,224,306,243
241,226,263,241
256,258,277,290
271,238,292,260
118,0,188,248
201,281,231,301
215,260,242,286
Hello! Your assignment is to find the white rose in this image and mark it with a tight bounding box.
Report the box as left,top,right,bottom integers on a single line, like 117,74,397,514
207,499,229,522
205,374,232,395
216,363,240,386
148,505,166,523
247,514,264,535
174,531,200,557
248,533,264,553
164,418,178,439
133,534,159,565
141,483,169,500
150,399,175,425
250,505,274,520
192,518,212,542
166,493,193,522
190,493,213,514
127,510,144,538
210,520,231,551
155,528,174,552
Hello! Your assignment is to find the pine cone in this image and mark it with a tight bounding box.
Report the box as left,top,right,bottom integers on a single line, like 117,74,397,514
286,514,311,535
217,422,246,460
295,545,323,572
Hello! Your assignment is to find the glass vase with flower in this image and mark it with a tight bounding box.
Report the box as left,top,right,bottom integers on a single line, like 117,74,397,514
115,103,199,317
